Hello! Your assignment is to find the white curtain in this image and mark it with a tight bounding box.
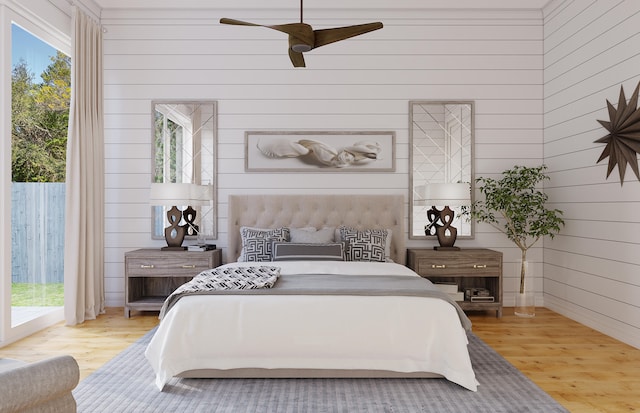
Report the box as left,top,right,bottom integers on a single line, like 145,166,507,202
64,7,105,325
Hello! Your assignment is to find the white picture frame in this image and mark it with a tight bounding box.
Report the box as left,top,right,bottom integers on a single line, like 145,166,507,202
245,131,396,172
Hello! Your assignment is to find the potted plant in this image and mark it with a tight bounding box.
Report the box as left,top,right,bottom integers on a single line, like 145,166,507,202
464,165,564,317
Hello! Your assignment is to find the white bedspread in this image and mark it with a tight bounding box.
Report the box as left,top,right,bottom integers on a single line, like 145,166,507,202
145,261,479,391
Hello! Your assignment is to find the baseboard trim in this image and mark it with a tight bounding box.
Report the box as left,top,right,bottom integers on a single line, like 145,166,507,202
544,295,640,350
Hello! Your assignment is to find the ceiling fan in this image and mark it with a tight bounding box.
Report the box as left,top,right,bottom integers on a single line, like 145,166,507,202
220,0,383,68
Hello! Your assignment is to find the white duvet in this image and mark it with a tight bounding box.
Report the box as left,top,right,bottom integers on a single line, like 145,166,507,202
145,261,479,391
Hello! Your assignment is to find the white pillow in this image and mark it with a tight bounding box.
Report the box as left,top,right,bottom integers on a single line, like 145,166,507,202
290,227,335,243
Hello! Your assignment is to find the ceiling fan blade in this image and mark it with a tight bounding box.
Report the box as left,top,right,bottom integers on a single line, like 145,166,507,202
288,48,306,68
220,19,314,49
219,18,263,27
312,22,383,49
221,10,384,68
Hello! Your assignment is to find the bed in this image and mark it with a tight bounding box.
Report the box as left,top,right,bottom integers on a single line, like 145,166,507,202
145,194,478,391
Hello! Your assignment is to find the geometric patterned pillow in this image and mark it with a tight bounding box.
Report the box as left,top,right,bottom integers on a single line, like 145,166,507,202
238,227,290,262
338,226,388,262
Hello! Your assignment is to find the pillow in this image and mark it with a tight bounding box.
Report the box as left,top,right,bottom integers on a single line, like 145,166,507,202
290,227,336,243
238,227,290,262
336,226,393,262
338,226,389,262
271,242,346,261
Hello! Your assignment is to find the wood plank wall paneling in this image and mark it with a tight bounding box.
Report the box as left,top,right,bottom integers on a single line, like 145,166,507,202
542,0,640,348
100,7,544,308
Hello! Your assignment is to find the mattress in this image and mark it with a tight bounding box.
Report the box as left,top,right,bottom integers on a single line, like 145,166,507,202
145,261,478,391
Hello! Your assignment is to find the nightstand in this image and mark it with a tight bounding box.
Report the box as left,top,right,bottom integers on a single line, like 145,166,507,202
406,248,503,317
124,248,222,318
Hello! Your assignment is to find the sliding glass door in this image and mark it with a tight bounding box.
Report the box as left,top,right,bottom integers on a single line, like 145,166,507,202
10,24,69,328
1,10,71,345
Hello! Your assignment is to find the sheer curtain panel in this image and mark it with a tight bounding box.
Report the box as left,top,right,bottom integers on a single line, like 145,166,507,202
64,7,105,325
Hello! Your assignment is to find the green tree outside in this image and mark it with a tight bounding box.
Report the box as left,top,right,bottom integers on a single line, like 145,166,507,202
11,51,70,183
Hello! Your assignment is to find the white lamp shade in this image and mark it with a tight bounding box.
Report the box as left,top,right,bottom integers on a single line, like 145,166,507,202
188,184,213,206
149,183,193,205
150,183,213,206
425,183,470,206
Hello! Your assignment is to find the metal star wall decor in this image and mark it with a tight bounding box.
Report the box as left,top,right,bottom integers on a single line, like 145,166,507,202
595,81,640,185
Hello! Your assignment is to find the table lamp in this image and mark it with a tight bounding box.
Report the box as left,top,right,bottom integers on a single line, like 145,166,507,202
424,182,470,250
150,183,206,250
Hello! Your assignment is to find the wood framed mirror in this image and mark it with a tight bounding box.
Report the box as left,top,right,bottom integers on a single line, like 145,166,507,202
409,101,474,240
151,100,217,240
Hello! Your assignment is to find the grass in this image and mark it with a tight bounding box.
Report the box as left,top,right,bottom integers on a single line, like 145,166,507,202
11,283,64,306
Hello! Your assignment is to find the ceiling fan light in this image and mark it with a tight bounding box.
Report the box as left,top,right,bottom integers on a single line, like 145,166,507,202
291,43,312,53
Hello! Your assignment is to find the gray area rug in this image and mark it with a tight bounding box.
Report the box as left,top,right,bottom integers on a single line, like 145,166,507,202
74,328,568,412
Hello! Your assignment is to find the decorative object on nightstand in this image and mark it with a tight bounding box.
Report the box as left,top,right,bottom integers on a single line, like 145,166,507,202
463,165,564,318
187,243,216,252
407,248,503,317
424,182,470,250
150,183,213,250
124,248,221,317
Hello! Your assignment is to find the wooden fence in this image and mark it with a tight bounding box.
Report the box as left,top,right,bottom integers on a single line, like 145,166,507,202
11,183,65,284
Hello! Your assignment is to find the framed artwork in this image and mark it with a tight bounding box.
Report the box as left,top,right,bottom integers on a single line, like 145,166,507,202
245,131,396,172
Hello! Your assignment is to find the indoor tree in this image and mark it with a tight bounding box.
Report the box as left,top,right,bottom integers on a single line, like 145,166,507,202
465,165,565,295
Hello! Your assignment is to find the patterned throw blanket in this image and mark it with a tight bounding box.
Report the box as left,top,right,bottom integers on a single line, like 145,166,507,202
159,266,280,319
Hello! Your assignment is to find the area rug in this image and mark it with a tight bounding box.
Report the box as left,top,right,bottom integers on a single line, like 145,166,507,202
74,329,568,412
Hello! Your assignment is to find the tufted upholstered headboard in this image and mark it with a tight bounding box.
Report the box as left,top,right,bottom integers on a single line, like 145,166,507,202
227,194,405,265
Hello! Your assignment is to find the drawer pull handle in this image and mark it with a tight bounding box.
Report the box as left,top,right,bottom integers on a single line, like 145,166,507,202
473,264,487,269
181,265,196,269
431,264,446,269
140,264,154,269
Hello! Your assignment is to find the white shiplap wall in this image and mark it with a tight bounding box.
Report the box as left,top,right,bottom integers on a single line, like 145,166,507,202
543,0,640,348
101,7,544,307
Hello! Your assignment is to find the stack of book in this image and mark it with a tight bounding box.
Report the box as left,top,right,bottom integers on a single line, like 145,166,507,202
434,282,464,302
465,288,495,302
187,244,216,252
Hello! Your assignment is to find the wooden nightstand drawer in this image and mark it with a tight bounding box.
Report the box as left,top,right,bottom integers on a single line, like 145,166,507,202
126,256,213,277
414,252,501,277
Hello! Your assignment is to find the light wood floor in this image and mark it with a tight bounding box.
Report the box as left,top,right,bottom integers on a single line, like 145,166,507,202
1,307,638,413
469,308,640,413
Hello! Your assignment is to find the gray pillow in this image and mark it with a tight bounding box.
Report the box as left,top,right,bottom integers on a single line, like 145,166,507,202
271,242,346,261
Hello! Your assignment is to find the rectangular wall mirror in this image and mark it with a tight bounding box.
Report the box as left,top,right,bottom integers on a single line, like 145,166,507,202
409,101,474,240
152,100,217,240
